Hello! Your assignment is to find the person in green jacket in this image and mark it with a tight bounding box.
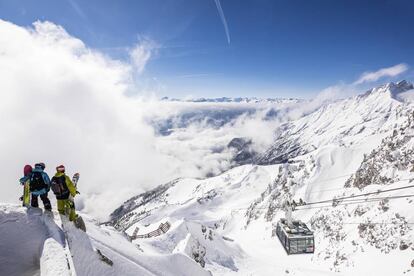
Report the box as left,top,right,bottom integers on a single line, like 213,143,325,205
50,165,78,221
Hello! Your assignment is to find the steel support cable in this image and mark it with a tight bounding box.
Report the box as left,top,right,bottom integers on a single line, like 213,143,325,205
334,193,414,203
303,183,414,206
294,194,414,211
230,190,414,212
340,222,414,225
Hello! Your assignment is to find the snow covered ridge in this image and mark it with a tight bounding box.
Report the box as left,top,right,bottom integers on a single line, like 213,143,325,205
235,80,414,165
110,81,414,275
0,204,210,276
361,80,414,99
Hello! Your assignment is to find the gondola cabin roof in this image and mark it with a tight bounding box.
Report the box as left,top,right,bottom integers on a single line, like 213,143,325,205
277,218,314,239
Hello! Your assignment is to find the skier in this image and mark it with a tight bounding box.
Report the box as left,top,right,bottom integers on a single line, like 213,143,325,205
29,163,52,210
51,165,79,222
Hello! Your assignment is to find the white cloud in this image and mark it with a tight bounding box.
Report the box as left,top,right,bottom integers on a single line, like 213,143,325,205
129,38,157,74
0,20,171,219
0,19,274,220
354,63,408,85
4,19,406,222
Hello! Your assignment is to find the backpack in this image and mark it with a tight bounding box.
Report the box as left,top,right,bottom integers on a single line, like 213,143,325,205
51,175,70,199
30,171,48,192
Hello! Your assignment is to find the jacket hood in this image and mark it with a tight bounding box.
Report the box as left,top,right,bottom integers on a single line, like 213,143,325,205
33,166,44,172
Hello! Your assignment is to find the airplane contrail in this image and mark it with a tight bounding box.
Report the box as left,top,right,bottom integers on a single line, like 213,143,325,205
214,0,231,44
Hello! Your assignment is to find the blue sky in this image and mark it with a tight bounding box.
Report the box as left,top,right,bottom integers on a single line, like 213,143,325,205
1,0,413,98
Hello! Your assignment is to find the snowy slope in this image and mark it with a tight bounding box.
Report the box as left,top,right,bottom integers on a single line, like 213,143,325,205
0,205,73,276
0,204,210,276
109,162,413,275
2,81,414,276
110,81,414,275
254,81,413,165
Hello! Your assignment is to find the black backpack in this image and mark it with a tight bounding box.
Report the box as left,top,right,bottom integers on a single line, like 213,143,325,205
51,175,70,199
30,171,48,192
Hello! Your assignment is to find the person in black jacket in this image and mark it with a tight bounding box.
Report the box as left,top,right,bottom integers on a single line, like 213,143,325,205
29,162,52,210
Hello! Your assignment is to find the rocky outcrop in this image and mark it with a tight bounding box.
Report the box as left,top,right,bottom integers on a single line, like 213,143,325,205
345,109,414,189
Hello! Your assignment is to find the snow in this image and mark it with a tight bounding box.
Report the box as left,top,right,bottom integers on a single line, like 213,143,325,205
0,204,210,276
110,82,414,275
2,82,414,275
112,157,414,275
0,206,46,276
40,238,71,276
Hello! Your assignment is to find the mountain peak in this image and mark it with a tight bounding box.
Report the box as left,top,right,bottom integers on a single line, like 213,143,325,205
362,80,413,99
381,80,413,93
394,80,414,91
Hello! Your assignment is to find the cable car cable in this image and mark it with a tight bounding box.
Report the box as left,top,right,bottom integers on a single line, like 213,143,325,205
229,183,414,211
302,183,414,206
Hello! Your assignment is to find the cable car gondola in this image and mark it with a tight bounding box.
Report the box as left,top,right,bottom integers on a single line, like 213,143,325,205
276,218,314,254
275,199,314,254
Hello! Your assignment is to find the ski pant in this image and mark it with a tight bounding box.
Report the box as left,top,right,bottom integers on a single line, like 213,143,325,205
31,193,51,210
57,198,77,221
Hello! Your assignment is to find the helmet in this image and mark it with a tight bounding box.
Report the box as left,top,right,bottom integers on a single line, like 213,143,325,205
56,165,65,173
23,165,33,176
35,162,46,170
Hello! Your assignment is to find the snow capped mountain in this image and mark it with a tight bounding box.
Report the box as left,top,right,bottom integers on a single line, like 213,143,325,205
2,81,414,276
249,80,413,166
110,81,414,275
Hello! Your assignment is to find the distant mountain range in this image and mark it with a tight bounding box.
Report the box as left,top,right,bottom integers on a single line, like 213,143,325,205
160,96,301,103
152,97,302,136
